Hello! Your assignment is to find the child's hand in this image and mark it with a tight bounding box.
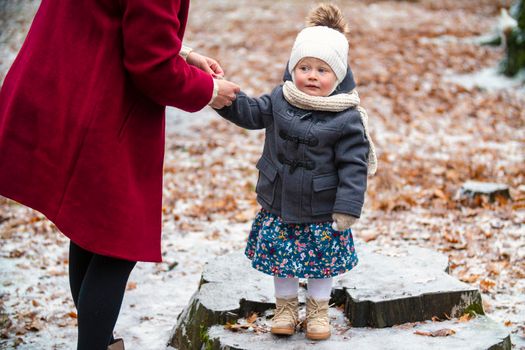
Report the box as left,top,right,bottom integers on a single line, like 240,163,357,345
210,79,240,109
332,213,357,231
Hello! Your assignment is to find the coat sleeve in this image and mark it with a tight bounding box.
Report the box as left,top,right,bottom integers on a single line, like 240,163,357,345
215,91,273,130
333,108,369,218
121,0,213,112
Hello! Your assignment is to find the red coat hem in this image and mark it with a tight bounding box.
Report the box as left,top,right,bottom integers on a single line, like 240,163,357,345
1,192,162,263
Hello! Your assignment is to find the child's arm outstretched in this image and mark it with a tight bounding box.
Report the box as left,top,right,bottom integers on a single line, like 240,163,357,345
332,108,369,230
215,91,273,130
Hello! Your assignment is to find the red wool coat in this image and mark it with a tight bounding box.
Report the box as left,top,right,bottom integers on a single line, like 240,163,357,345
0,0,213,262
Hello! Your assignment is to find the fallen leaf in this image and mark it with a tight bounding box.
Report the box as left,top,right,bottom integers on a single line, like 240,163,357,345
224,322,245,332
414,328,456,337
8,250,24,258
479,279,496,292
459,274,481,283
126,282,137,291
457,313,472,322
25,318,43,332
433,188,449,201
512,203,525,210
246,312,258,324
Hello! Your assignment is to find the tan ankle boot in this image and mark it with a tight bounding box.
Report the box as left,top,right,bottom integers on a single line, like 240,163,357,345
305,297,331,340
271,296,299,335
107,338,124,350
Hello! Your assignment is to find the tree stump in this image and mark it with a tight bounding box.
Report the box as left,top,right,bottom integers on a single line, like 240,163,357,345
205,313,511,350
170,243,510,350
456,181,511,205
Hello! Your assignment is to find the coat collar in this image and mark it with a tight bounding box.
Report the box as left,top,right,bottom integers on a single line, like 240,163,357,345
283,61,357,95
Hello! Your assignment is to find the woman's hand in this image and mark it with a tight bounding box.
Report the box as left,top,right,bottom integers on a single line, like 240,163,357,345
209,79,240,109
332,213,358,231
187,51,224,78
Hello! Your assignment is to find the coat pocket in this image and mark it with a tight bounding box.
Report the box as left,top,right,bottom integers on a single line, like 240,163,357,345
311,173,339,215
255,157,278,205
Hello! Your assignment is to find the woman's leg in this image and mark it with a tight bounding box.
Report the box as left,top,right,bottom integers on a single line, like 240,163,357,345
73,247,136,350
307,277,333,301
69,241,94,308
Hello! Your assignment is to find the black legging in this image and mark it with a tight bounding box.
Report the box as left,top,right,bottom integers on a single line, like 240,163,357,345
69,241,136,350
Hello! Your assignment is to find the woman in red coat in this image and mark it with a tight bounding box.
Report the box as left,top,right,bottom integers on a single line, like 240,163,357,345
0,0,239,349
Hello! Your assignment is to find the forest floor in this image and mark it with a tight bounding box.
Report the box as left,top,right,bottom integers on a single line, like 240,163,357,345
0,0,524,349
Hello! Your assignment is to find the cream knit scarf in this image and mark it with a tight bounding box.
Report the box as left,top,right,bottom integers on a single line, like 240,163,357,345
282,81,377,175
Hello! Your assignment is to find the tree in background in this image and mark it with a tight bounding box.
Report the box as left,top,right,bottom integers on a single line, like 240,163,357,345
500,0,525,77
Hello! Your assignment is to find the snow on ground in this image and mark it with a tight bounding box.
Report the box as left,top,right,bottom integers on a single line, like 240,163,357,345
1,0,524,349
446,67,525,91
0,189,250,350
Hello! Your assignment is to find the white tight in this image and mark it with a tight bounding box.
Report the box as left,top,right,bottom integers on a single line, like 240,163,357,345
274,276,333,301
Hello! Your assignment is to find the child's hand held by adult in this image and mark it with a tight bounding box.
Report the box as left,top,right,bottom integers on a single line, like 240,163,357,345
210,79,240,109
332,213,358,231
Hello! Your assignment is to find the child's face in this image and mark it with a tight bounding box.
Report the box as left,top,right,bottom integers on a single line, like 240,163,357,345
293,57,338,97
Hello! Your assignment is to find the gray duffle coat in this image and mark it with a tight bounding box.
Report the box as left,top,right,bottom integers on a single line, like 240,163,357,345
217,67,369,224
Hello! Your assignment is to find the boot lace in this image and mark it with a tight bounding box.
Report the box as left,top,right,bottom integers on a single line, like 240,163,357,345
304,299,331,327
273,301,298,325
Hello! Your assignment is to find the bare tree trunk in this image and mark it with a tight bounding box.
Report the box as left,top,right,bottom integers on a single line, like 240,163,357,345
501,0,525,77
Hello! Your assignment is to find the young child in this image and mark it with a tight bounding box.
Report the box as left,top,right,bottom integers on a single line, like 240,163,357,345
216,3,377,340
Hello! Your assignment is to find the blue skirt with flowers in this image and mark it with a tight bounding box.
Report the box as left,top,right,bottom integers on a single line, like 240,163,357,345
244,209,358,278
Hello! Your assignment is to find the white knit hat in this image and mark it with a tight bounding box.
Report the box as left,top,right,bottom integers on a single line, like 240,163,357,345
288,26,348,84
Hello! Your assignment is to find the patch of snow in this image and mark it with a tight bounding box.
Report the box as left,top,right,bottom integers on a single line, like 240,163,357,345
445,67,524,91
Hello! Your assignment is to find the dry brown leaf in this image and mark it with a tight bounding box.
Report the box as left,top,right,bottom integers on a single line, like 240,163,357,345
224,313,268,334
444,233,460,244
394,322,420,330
459,274,480,283
25,318,43,332
223,322,238,331
246,312,258,324
414,328,456,337
479,279,496,292
47,269,67,277
126,282,137,291
486,263,501,277
433,188,448,201
224,322,249,332
8,250,24,258
512,203,525,210
233,210,253,223
457,313,472,323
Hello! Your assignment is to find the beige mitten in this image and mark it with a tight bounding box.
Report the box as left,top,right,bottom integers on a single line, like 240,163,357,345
332,213,358,231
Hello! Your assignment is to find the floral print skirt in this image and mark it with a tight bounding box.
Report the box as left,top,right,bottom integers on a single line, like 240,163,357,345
245,209,358,278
